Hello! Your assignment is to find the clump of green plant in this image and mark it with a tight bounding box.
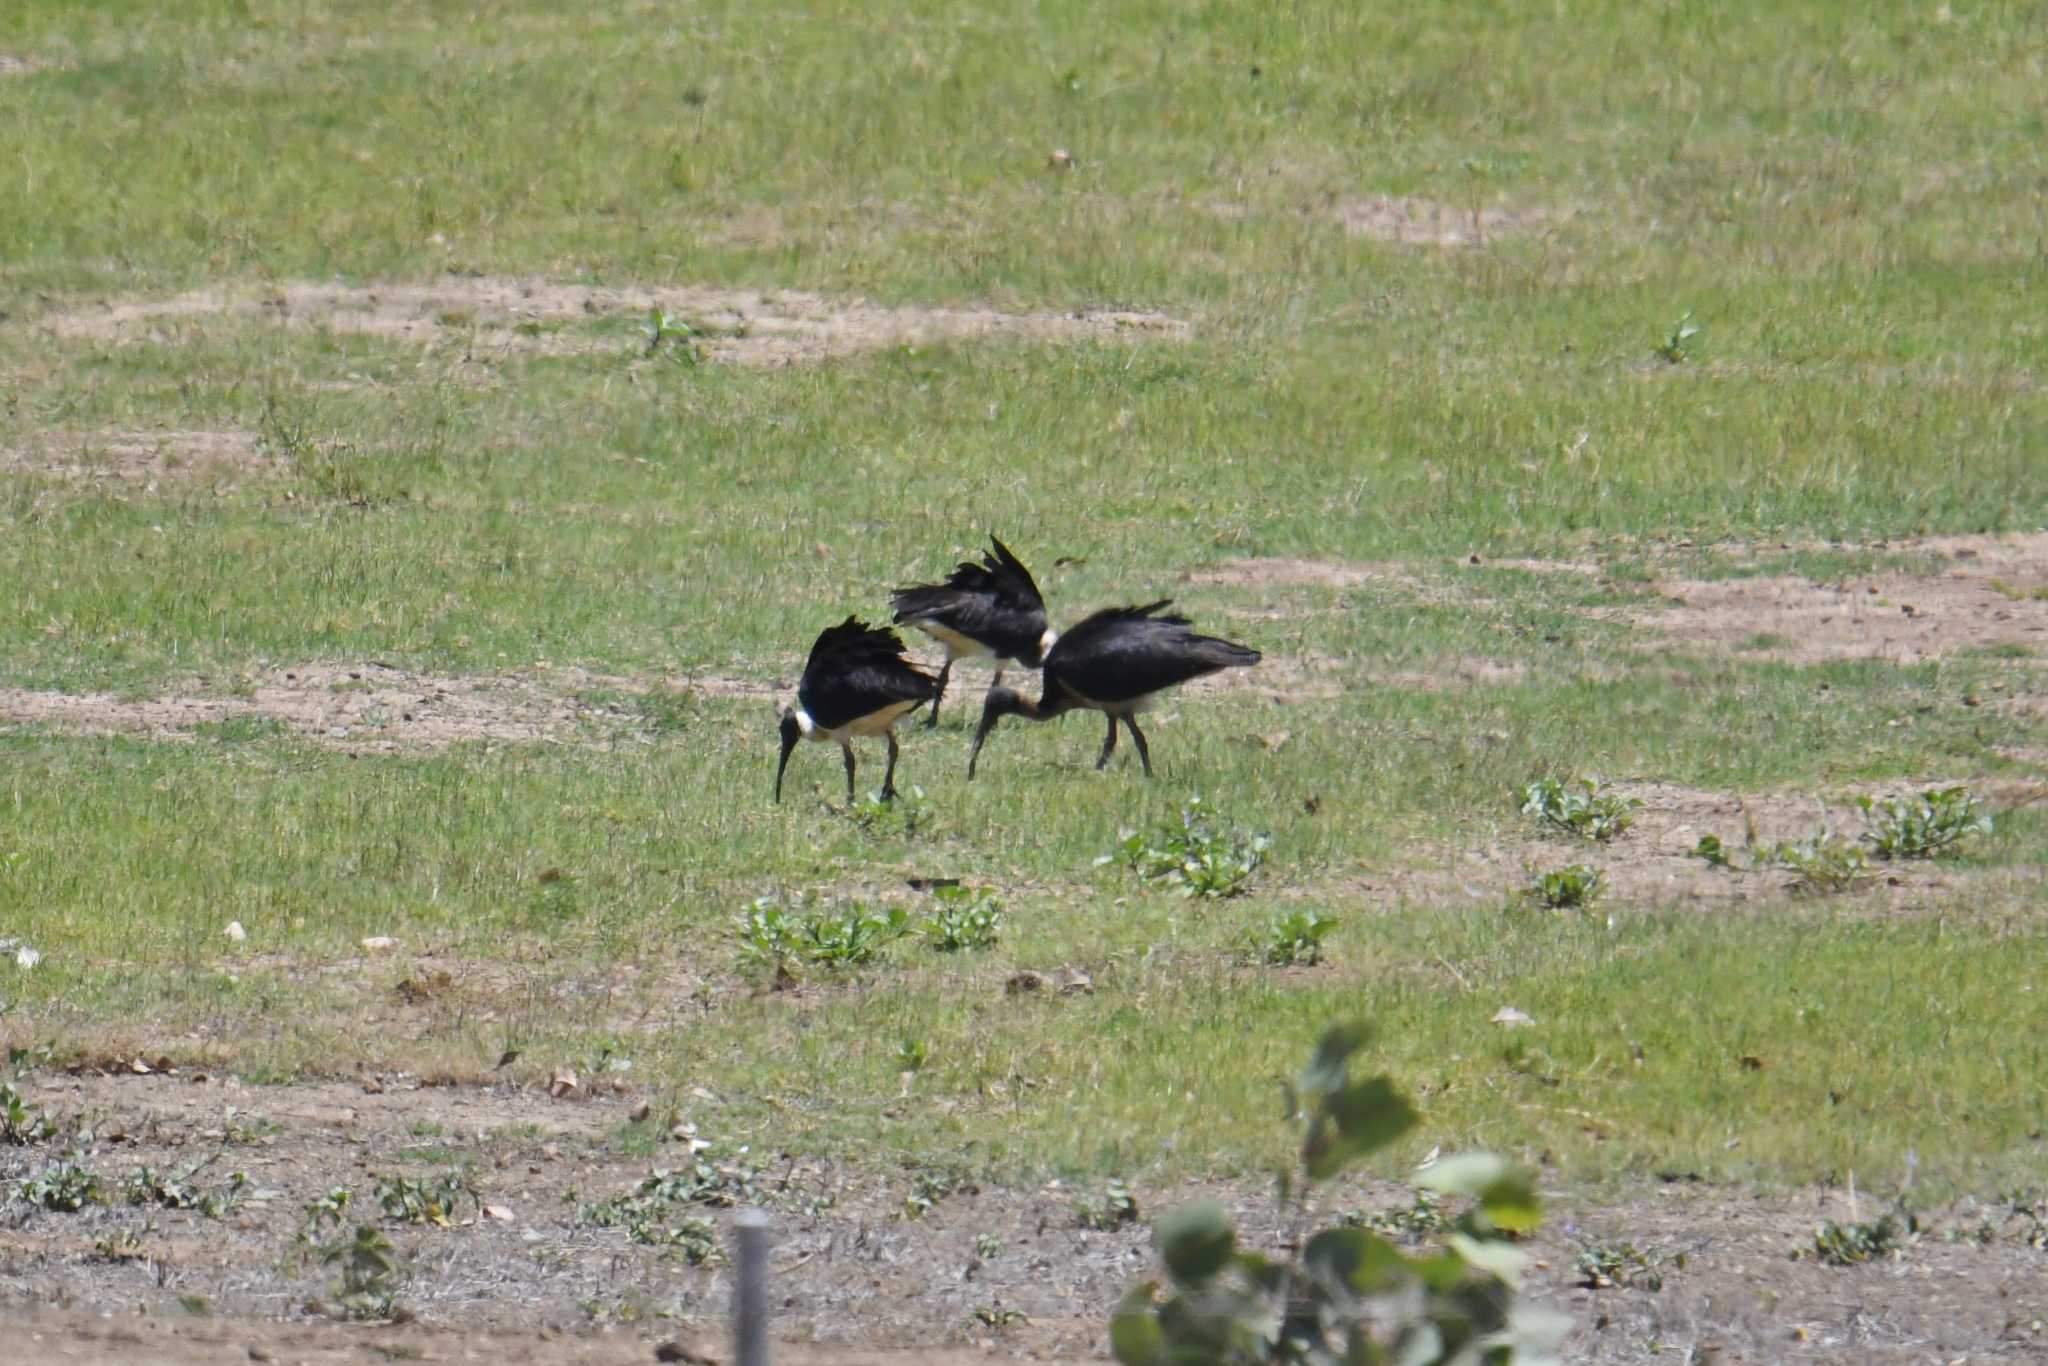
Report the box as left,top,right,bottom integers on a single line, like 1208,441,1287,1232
374,1170,477,1227
92,1223,153,1264
1856,786,1992,860
320,1224,401,1319
1240,910,1338,967
1794,1214,1910,1266
1655,311,1701,364
1342,1192,1449,1243
302,1186,354,1237
1521,777,1641,842
1105,798,1270,898
127,1164,248,1219
1,1082,54,1145
921,884,1003,952
902,1165,974,1221
734,896,912,977
641,306,703,364
1525,864,1603,910
1694,824,1870,895
580,1153,759,1257
849,786,930,837
17,1160,108,1212
1077,1181,1141,1231
1575,1241,1677,1291
1109,1023,1566,1365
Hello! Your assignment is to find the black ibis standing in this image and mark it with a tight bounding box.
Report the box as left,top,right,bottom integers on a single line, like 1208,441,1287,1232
775,617,937,804
890,536,1057,728
966,600,1260,779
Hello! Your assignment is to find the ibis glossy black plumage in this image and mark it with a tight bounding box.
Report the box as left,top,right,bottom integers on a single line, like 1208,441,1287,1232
890,536,1057,728
775,617,937,804
966,600,1260,779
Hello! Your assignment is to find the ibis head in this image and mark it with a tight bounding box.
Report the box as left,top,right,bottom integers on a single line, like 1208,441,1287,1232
773,709,803,803
966,687,1042,780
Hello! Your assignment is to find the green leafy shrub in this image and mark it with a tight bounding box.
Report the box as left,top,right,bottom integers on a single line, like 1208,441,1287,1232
374,1170,477,1227
734,897,911,976
1525,864,1603,909
921,885,1003,952
1106,798,1270,898
128,1165,248,1219
1857,786,1992,860
1240,910,1338,966
1521,778,1641,842
320,1224,401,1318
1575,1241,1676,1291
1693,827,1869,895
17,1160,108,1212
1794,1214,1910,1266
1109,1023,1566,1365
1,1082,53,1145
1077,1181,1141,1231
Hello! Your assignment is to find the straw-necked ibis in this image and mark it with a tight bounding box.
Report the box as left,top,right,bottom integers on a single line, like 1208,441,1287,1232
890,536,1057,728
966,600,1259,778
776,617,937,804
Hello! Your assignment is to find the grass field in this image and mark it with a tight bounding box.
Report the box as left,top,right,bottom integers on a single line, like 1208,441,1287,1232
3,1,2046,1358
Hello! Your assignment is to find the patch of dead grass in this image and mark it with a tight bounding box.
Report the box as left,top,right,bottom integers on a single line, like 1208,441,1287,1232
1330,194,1553,247
46,277,1187,367
1,427,268,483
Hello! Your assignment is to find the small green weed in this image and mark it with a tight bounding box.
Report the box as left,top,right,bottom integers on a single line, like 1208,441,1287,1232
902,1166,973,1221
1521,777,1642,842
734,897,911,976
1575,1240,1677,1291
17,1160,109,1212
302,1186,354,1236
1104,798,1269,898
92,1223,154,1263
1076,1181,1140,1231
127,1165,248,1219
1,1082,54,1145
1694,826,1870,895
1856,786,1992,860
1343,1191,1450,1243
320,1224,401,1319
921,884,1003,952
641,307,704,364
580,1153,760,1255
374,1170,478,1227
1655,311,1702,363
1794,1214,1910,1266
1526,864,1604,910
1239,909,1338,966
848,786,931,837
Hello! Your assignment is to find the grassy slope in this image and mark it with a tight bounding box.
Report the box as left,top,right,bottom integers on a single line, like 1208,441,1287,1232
1,1,2044,1199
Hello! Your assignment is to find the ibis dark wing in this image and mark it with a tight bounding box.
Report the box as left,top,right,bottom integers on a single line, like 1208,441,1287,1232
798,616,937,729
981,536,1048,613
1048,602,1259,705
890,537,1050,659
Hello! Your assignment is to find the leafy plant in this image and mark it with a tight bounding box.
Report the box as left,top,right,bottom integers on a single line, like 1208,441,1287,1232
1575,1241,1676,1291
1693,812,1872,895
641,306,703,364
1521,777,1641,842
92,1223,153,1263
17,1160,108,1212
1655,311,1701,363
1105,798,1270,898
1525,864,1603,910
921,884,1003,952
1,1082,53,1145
1856,786,1992,860
580,1153,759,1257
902,1166,973,1220
1343,1192,1449,1243
1077,1181,1141,1231
1109,1022,1566,1365
848,785,932,836
302,1186,354,1236
1241,910,1338,967
128,1164,248,1219
320,1224,401,1318
734,896,912,976
1794,1214,1909,1266
374,1170,477,1227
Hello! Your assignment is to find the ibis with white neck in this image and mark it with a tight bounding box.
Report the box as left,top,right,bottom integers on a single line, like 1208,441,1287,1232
891,536,1057,728
776,617,937,804
966,600,1259,779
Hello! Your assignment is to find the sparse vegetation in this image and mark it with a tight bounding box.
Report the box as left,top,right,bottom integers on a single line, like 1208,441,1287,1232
16,1160,109,1212
1106,799,1270,899
1575,1241,1678,1291
1,1082,54,1145
734,897,912,976
1521,778,1642,843
128,1164,248,1219
1525,863,1603,910
319,1224,402,1319
920,884,1004,952
1239,910,1338,966
1794,1214,1911,1266
373,1170,477,1227
1076,1180,1141,1231
1857,786,1993,860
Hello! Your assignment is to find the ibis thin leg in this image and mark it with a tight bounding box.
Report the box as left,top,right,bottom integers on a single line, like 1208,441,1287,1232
1124,716,1153,778
1096,712,1119,770
926,658,951,728
840,743,857,803
882,730,900,801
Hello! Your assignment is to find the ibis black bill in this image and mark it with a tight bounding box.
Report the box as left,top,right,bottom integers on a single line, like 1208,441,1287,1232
773,713,801,803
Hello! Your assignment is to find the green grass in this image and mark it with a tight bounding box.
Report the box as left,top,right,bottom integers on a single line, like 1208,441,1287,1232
1,0,2044,1203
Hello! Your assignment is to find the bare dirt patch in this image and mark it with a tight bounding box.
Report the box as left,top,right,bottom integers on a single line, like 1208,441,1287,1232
1183,557,1406,591
1610,530,2048,664
1,428,267,484
3,1072,2042,1364
46,279,1187,368
1330,194,1552,247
